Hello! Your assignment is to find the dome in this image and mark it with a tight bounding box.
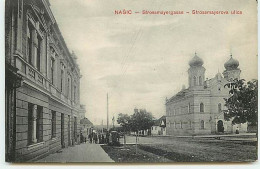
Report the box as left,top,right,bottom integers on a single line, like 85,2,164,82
189,53,204,67
224,55,239,70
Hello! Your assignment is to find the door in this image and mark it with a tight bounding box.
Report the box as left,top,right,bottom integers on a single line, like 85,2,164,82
217,120,224,133
61,113,65,148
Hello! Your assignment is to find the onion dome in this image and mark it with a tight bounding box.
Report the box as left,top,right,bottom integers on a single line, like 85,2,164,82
189,52,204,67
224,54,239,70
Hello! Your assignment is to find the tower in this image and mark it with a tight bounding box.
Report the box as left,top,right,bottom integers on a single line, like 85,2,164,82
188,53,205,88
223,54,241,81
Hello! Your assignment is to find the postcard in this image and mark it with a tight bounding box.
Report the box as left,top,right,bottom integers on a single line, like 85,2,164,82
4,0,258,163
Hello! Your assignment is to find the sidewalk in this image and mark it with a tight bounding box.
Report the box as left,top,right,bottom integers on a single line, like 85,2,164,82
36,143,114,163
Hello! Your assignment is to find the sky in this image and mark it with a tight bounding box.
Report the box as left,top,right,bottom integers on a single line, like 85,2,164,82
48,0,257,125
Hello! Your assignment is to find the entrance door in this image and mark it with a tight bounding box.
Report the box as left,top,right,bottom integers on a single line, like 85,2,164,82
217,120,224,133
61,113,65,148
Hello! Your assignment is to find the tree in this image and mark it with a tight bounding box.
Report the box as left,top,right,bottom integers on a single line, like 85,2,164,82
129,109,154,133
224,79,258,125
117,113,131,145
129,109,154,154
117,113,131,132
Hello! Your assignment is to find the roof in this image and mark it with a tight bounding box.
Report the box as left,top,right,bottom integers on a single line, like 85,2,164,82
80,117,93,126
167,88,189,104
153,116,166,127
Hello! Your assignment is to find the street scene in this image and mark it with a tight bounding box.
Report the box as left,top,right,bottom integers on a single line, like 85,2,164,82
4,0,258,164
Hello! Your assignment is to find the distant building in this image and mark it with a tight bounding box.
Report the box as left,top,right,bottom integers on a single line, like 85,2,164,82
5,0,84,162
79,105,86,119
151,116,166,136
165,53,247,136
80,117,93,138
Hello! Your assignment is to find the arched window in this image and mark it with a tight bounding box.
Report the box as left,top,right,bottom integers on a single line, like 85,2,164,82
193,76,196,86
201,120,204,129
199,76,202,85
200,103,204,112
218,103,222,113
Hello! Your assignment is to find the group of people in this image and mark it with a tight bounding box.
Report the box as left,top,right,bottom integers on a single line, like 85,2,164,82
88,132,110,144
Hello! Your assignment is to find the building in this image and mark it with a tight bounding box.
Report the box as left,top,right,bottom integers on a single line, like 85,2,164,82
151,116,166,136
80,117,94,138
5,0,84,162
165,53,247,136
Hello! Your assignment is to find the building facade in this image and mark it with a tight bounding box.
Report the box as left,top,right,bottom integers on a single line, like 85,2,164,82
165,53,247,136
5,0,83,162
151,116,166,136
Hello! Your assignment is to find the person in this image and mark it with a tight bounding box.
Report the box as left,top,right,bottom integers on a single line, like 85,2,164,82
106,132,110,144
235,127,239,134
88,133,92,143
98,134,101,144
93,133,98,144
101,134,105,144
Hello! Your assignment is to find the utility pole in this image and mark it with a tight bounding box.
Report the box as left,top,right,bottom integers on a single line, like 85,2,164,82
102,120,103,134
112,116,115,129
107,93,109,131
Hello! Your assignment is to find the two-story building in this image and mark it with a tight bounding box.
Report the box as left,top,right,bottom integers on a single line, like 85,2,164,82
165,53,247,136
5,0,84,162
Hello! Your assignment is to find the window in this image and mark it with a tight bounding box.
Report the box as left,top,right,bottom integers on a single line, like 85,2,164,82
51,58,55,84
36,34,42,71
193,76,196,86
200,103,204,112
27,19,44,70
74,85,76,102
28,103,43,145
28,103,34,145
51,111,56,138
67,76,71,99
218,103,222,113
27,23,33,65
180,121,183,129
188,103,191,113
168,122,171,127
201,120,204,129
199,76,202,85
174,122,177,129
61,69,64,92
155,126,157,130
189,121,192,129
36,105,43,142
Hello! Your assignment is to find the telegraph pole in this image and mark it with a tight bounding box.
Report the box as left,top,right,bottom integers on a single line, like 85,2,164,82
107,93,109,131
102,120,104,134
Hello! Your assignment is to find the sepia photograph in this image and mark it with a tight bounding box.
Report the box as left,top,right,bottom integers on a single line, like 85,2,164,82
4,0,258,164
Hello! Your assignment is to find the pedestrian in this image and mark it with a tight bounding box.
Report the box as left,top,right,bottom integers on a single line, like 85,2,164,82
98,134,101,144
88,133,92,143
101,134,105,144
235,127,239,134
93,133,98,144
106,132,109,144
